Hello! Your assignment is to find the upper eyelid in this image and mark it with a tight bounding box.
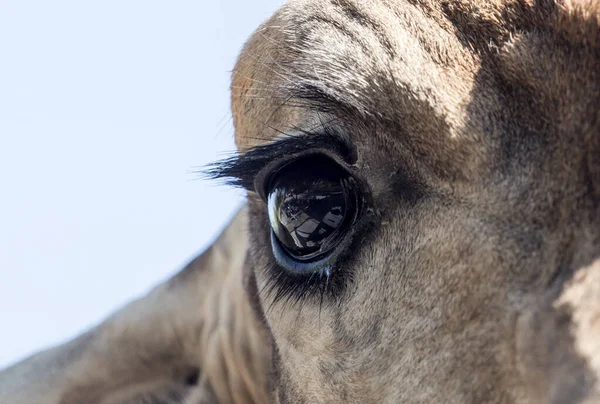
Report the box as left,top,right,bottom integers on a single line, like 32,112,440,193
204,130,356,194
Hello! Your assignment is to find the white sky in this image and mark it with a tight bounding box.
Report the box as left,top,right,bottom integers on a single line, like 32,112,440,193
0,0,285,369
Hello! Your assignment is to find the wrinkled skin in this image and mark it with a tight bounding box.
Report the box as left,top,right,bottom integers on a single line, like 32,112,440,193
1,1,599,403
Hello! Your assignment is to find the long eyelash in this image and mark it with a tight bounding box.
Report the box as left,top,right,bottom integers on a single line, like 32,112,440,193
203,127,354,191
259,262,346,316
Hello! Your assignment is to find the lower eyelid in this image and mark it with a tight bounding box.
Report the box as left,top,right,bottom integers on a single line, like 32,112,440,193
260,209,378,305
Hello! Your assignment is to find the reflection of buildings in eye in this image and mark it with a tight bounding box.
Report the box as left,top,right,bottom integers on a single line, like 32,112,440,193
280,207,344,249
322,208,343,227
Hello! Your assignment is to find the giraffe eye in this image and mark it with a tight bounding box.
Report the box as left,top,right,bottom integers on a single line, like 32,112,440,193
266,155,360,272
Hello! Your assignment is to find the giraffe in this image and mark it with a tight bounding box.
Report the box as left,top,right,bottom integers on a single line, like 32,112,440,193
1,0,600,403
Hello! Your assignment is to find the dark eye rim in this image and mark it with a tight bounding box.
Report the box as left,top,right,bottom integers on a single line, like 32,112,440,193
259,152,370,274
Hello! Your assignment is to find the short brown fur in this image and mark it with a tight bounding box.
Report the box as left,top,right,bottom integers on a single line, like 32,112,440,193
0,1,599,403
232,0,600,402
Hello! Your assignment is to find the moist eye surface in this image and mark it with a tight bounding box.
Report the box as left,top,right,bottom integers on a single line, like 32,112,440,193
267,154,358,262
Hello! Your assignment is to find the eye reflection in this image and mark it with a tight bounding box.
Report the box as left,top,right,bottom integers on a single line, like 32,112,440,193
267,156,355,261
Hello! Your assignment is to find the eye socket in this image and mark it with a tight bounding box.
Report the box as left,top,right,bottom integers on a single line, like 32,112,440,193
266,154,360,271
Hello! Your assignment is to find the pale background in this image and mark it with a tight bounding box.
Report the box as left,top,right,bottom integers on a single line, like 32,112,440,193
0,0,285,368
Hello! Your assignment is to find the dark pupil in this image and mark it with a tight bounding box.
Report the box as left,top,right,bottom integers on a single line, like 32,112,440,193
267,156,350,260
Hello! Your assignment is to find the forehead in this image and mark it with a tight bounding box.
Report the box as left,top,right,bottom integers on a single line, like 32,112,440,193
233,0,477,146
231,0,598,176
